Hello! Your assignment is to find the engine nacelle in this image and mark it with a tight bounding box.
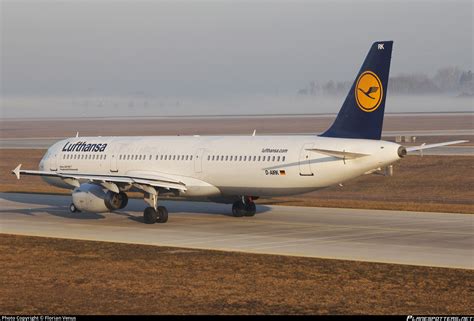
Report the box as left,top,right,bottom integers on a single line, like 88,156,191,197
72,183,128,213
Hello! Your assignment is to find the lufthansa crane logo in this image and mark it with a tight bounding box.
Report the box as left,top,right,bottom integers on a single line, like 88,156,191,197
355,71,383,112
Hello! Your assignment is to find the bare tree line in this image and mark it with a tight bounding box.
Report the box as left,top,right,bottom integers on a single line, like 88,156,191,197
298,67,473,96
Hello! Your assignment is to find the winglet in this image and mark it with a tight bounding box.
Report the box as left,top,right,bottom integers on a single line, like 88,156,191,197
12,164,22,180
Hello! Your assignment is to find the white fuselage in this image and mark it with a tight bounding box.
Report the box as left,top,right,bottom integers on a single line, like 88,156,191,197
40,135,402,202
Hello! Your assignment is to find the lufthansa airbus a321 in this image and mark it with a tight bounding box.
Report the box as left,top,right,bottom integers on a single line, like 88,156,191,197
12,41,466,224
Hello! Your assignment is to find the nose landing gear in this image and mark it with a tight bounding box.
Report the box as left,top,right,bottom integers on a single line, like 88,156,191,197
69,203,81,213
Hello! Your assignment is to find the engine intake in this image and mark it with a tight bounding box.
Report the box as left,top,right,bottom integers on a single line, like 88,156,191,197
105,190,128,210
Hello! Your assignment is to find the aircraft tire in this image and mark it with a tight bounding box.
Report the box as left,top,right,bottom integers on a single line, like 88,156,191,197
244,202,256,217
144,207,158,224
232,201,245,217
69,203,80,213
157,206,168,223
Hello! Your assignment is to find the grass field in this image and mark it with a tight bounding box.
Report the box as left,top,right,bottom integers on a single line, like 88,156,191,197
1,149,472,213
0,234,472,315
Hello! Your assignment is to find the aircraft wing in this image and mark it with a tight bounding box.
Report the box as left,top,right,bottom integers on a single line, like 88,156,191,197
12,164,187,195
406,140,468,152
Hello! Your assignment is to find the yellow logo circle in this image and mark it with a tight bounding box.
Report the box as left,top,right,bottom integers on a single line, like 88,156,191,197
355,71,383,112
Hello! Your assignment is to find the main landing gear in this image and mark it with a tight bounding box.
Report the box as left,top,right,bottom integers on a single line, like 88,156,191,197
144,206,168,224
143,193,168,224
232,197,257,217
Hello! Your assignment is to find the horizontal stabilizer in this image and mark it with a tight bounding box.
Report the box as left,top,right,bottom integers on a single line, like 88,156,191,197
406,140,468,152
307,148,370,159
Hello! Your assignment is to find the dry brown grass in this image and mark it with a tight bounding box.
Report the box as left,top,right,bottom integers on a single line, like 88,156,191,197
0,234,472,315
0,149,66,194
1,149,473,213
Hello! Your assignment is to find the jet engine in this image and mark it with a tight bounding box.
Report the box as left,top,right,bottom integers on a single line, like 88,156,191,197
71,183,128,213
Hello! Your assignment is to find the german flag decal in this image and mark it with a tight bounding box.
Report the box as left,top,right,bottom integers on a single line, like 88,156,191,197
279,170,286,176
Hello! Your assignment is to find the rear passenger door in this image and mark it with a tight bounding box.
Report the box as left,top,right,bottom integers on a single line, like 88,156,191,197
298,143,314,176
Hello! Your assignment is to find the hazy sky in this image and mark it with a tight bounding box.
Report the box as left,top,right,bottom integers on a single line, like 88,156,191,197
1,0,473,98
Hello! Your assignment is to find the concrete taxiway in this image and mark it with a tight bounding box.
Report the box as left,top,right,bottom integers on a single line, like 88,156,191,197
0,193,472,269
